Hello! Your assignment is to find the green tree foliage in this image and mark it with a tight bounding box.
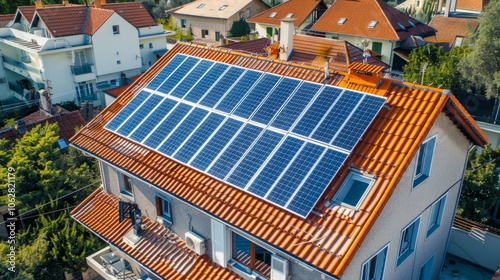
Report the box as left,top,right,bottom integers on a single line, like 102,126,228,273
229,18,251,37
459,145,500,225
403,44,471,93
458,0,500,98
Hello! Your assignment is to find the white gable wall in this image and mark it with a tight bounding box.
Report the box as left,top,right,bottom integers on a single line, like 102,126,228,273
342,112,471,280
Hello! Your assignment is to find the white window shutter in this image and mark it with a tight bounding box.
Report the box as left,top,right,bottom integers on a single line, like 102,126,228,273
271,255,288,280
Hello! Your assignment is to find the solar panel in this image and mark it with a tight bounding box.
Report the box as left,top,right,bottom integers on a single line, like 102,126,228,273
106,54,386,218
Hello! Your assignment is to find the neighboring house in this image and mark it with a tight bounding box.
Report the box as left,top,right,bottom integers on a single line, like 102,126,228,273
426,14,479,51
103,75,141,107
247,0,328,39
70,31,487,280
170,0,269,44
220,34,389,72
0,14,14,28
0,0,169,107
309,0,436,71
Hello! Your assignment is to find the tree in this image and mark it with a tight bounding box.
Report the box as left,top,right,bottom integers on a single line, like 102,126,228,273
459,145,500,225
458,0,500,98
229,18,251,37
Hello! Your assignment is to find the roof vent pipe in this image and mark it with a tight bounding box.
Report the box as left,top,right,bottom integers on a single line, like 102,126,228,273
324,56,331,80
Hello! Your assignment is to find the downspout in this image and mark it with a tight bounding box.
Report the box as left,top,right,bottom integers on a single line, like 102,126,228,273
441,141,474,275
81,5,89,34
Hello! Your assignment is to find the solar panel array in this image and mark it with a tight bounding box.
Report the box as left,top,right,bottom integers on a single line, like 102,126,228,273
105,54,386,217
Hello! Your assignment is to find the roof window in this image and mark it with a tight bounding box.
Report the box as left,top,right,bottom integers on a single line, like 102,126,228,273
338,17,347,25
286,13,294,18
397,22,407,31
219,5,228,10
328,171,375,209
197,3,205,8
269,12,277,18
368,20,378,28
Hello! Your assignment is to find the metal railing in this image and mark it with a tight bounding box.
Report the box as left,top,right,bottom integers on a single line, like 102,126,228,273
2,55,39,74
70,63,94,75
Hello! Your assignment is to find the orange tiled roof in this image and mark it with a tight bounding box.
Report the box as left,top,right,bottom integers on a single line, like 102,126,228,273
102,2,157,28
35,6,87,37
310,0,436,41
17,6,37,22
248,0,327,27
456,0,488,12
0,14,14,27
70,42,487,278
71,188,240,280
427,15,479,50
83,8,114,35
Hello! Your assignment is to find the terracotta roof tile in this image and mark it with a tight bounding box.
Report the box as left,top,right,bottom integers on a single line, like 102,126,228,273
173,0,262,19
102,2,157,28
426,15,479,50
83,8,114,35
0,14,14,27
71,188,240,280
457,0,487,12
220,38,271,56
248,0,327,27
70,42,487,278
35,6,87,37
311,0,436,41
17,6,37,22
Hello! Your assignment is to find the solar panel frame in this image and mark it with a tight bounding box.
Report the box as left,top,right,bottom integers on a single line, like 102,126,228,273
105,90,151,131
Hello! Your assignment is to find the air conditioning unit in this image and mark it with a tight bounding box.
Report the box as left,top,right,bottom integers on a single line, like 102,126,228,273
185,231,205,255
271,255,288,280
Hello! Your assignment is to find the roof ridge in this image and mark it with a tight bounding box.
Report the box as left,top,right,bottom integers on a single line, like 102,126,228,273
374,0,400,40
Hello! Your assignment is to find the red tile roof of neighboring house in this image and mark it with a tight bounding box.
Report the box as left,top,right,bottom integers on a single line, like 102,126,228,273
71,188,240,280
36,6,87,37
105,75,142,98
17,6,37,22
0,14,15,27
248,0,327,27
70,42,487,278
311,0,436,41
426,15,479,50
83,8,114,35
0,107,86,143
101,2,157,28
220,38,271,56
457,0,488,12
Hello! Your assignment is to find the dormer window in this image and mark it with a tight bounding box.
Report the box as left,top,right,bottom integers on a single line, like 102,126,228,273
330,171,375,209
197,3,205,8
286,13,294,18
219,5,228,10
338,17,347,25
269,12,277,18
368,20,378,28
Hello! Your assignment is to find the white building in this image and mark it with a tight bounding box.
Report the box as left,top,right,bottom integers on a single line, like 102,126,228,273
0,0,169,107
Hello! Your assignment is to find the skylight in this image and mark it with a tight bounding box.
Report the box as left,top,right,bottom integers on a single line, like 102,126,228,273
219,5,228,10
408,20,416,27
197,3,205,8
397,22,407,31
368,20,378,28
269,12,277,18
328,172,375,209
338,17,347,25
286,13,294,18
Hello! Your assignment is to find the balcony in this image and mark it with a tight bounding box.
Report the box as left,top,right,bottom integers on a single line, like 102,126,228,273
2,55,42,82
71,63,96,83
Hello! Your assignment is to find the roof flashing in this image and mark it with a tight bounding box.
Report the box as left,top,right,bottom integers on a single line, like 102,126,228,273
327,171,376,210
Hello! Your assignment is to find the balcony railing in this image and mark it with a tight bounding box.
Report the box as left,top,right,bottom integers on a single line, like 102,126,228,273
70,63,94,75
2,55,39,74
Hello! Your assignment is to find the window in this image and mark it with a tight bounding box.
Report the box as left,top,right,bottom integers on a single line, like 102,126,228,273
112,25,120,34
286,13,294,18
215,31,220,41
413,135,437,188
197,3,205,8
419,254,435,280
75,81,95,102
181,19,187,28
155,194,172,225
426,195,446,237
361,245,388,280
269,12,277,18
149,43,153,49
372,42,382,55
397,217,420,267
330,172,375,209
120,174,133,197
139,43,144,49
116,60,121,64
219,5,228,10
202,29,208,38
266,27,273,38
338,17,347,25
368,20,378,28
246,9,250,18
232,232,272,277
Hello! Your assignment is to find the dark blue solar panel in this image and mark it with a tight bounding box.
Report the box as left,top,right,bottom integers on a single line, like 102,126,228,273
170,60,214,98
184,64,231,103
105,91,150,131
116,94,164,137
146,54,187,90
142,103,192,149
190,119,243,171
156,57,200,94
174,113,225,163
208,124,262,180
227,130,283,189
311,92,361,143
158,108,208,156
292,86,343,137
233,74,281,119
199,67,245,107
332,94,386,150
266,143,325,206
251,78,301,125
247,137,303,197
130,98,178,142
287,149,348,216
271,82,322,131
216,70,262,113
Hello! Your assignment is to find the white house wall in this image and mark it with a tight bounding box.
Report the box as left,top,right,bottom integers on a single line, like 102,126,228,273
342,113,471,280
335,34,393,66
91,13,141,77
40,51,76,104
138,35,166,72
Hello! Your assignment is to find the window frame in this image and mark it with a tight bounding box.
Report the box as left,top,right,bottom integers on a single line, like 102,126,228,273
155,193,173,226
412,135,437,188
139,43,144,49
232,232,272,278
331,171,375,209
426,194,447,238
396,217,421,267
181,19,187,28
149,42,153,49
360,244,389,280
112,25,120,34
119,173,134,198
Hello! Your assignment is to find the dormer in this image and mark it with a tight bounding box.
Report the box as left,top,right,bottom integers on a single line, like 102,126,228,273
346,62,384,88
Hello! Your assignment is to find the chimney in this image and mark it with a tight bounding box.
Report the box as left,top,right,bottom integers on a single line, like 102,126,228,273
279,18,296,61
324,57,331,80
95,0,106,9
35,0,43,9
39,89,53,114
62,0,69,5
